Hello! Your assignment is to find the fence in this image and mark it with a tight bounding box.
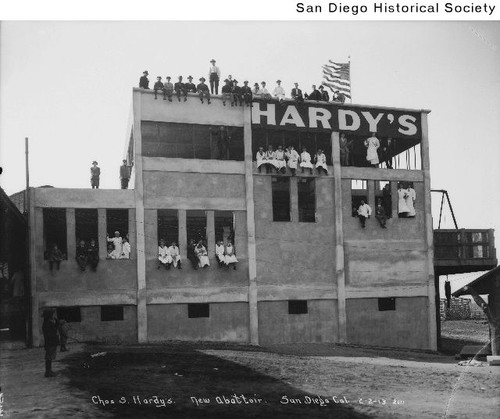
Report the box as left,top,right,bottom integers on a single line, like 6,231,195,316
440,298,486,321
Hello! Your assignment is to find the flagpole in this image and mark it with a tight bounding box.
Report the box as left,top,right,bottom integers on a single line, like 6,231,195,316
348,55,352,103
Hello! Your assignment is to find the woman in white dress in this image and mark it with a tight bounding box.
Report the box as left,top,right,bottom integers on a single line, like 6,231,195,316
274,145,287,174
195,240,210,268
264,145,276,174
224,240,238,270
215,240,226,267
168,241,182,269
397,182,410,218
300,147,314,174
314,149,328,175
120,238,131,259
364,132,380,167
158,239,173,269
405,183,416,217
285,145,300,176
255,146,266,173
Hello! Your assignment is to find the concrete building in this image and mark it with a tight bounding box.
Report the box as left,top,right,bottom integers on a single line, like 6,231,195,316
28,89,437,350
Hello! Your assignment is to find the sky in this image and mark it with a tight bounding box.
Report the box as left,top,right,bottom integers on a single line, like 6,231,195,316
1,20,499,291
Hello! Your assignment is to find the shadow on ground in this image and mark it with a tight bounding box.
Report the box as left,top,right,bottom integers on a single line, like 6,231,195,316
60,343,370,418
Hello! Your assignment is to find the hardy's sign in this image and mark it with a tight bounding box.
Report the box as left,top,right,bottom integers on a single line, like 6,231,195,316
251,102,422,139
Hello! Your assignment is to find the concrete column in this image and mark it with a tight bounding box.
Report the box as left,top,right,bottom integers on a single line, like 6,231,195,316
391,180,398,218
206,211,215,253
132,90,147,343
29,188,40,346
66,208,76,260
244,105,259,344
367,180,375,209
178,210,187,260
332,131,347,343
421,112,438,351
290,177,299,222
98,209,107,260
128,209,136,260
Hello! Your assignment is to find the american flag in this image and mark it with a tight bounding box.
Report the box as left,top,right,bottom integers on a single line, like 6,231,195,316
322,60,351,101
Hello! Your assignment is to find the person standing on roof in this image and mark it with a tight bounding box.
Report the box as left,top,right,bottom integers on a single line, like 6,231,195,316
208,59,221,95
120,159,133,189
90,161,100,189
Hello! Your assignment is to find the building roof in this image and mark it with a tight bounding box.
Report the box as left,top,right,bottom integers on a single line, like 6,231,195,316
0,187,26,225
453,265,500,297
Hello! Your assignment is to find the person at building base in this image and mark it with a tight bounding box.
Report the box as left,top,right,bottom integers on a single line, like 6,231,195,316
185,76,197,95
139,71,149,89
319,85,330,102
120,159,133,189
208,59,220,95
256,146,266,173
195,240,210,268
158,239,173,270
87,238,99,271
168,241,182,269
42,308,60,377
285,145,299,176
215,240,226,268
47,243,64,272
90,161,100,189
300,147,313,174
164,76,174,102
274,145,287,174
375,199,387,228
314,149,328,175
364,132,380,167
197,77,211,104
174,76,187,102
291,82,304,103
76,240,88,271
241,80,252,106
221,79,233,106
58,318,69,352
357,199,372,229
224,241,238,270
154,76,165,100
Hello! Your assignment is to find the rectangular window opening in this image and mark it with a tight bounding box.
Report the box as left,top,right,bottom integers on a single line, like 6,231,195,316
101,305,124,321
56,306,81,322
378,298,396,311
272,177,291,222
288,300,308,315
43,208,67,259
214,211,235,245
75,208,98,244
298,178,316,223
187,210,207,249
158,209,179,247
188,303,210,318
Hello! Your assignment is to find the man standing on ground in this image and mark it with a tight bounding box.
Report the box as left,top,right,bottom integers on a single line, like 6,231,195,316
42,309,60,377
120,159,133,189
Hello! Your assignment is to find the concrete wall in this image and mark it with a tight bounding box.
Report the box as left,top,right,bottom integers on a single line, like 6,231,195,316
346,297,429,349
258,300,338,344
147,302,249,342
39,305,138,344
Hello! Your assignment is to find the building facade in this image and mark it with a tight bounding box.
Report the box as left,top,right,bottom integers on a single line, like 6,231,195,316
29,88,437,350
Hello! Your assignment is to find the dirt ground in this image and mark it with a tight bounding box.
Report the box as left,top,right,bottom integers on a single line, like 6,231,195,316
1,322,499,418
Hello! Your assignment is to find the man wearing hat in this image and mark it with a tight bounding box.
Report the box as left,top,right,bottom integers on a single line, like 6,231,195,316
291,82,304,102
273,80,286,102
221,78,233,106
185,76,197,94
240,80,252,107
120,159,133,189
154,76,166,100
139,71,149,89
231,79,242,106
164,76,174,102
319,85,330,102
42,308,60,377
258,81,272,99
197,77,211,104
305,84,322,101
90,160,100,189
332,90,346,104
174,76,187,102
208,59,221,95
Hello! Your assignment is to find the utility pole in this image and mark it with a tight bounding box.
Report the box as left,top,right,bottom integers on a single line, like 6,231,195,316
25,137,32,347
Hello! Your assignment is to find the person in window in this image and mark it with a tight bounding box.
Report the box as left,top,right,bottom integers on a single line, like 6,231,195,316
397,182,410,218
241,80,252,106
264,145,276,174
319,85,330,102
406,182,416,217
215,240,226,268
154,76,165,100
139,70,149,89
164,76,174,102
258,81,272,99
224,240,238,270
87,238,99,271
357,199,372,229
187,239,199,270
197,77,211,104
232,79,242,106
168,241,181,269
375,199,387,229
174,76,187,102
382,183,392,217
120,159,133,189
42,309,59,377
214,126,229,160
339,133,352,166
121,237,131,259
256,146,266,173
221,79,233,106
208,59,220,95
380,137,394,169
273,80,286,103
107,231,123,257
195,240,210,268
364,132,380,167
158,239,172,269
314,149,328,175
285,145,300,176
274,145,287,174
76,239,88,271
185,75,197,94
305,85,321,101
107,243,119,259
291,82,304,102
300,147,314,174
90,161,100,189
47,243,64,272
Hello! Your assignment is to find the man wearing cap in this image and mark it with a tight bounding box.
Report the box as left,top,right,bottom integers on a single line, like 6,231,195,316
154,76,165,100
174,76,187,102
90,161,100,189
333,90,346,104
241,80,253,106
139,71,149,89
291,82,304,102
197,77,211,104
273,80,286,102
258,81,272,99
120,159,133,189
221,79,233,106
305,85,322,101
319,85,330,102
164,76,174,101
232,79,242,106
185,76,197,94
208,59,221,95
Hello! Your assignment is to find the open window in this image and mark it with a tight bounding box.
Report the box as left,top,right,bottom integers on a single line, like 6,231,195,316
188,303,210,318
187,210,207,248
158,209,179,246
375,181,392,218
288,300,308,315
351,179,367,217
214,211,235,245
106,209,129,238
75,209,98,244
378,298,396,311
298,178,316,223
272,177,291,222
101,305,124,321
43,208,67,260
